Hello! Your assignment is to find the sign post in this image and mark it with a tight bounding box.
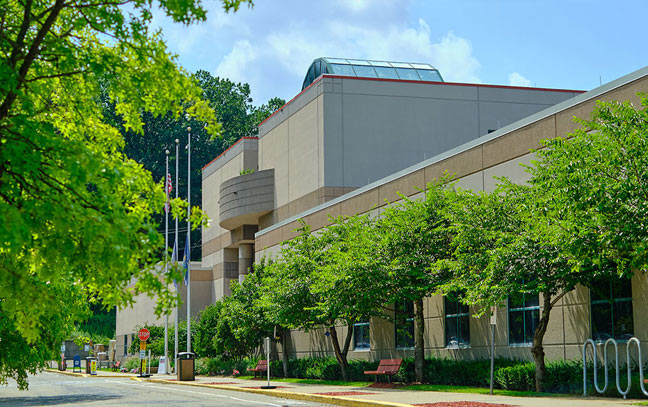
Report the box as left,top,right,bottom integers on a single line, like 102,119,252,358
261,337,276,389
138,328,150,378
489,307,497,395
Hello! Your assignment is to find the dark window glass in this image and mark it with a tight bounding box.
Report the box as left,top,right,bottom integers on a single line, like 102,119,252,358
123,334,128,356
329,64,356,76
395,68,421,80
314,60,322,79
444,294,470,348
508,294,539,345
395,301,415,349
416,69,443,82
354,320,370,350
591,278,633,341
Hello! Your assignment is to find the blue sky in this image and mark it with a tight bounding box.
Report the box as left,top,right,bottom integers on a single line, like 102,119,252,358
153,0,647,105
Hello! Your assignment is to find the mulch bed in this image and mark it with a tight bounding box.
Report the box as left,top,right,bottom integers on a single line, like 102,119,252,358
413,402,518,407
314,391,378,396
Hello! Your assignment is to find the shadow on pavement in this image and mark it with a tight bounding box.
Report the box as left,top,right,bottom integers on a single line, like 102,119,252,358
0,394,122,406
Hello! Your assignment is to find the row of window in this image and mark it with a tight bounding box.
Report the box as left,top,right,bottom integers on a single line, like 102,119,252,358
352,279,634,350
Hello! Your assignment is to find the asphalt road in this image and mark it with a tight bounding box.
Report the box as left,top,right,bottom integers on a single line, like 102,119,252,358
0,372,335,407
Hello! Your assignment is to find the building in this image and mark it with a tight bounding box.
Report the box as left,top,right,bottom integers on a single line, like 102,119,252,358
117,59,648,363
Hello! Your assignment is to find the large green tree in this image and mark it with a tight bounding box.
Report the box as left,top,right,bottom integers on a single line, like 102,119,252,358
0,0,251,388
377,181,454,383
529,97,648,278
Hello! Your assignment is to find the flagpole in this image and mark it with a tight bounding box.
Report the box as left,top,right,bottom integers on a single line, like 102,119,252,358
186,126,192,353
164,149,169,374
174,138,179,370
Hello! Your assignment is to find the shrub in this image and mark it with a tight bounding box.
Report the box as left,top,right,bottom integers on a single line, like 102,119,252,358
124,357,139,371
494,363,534,391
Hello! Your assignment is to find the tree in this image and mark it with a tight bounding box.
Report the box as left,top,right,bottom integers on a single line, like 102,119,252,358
262,217,387,381
0,0,251,388
104,71,286,259
377,181,455,383
529,97,648,278
444,181,595,392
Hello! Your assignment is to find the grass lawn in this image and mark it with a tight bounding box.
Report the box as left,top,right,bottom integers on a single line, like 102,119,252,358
241,376,372,387
401,384,570,398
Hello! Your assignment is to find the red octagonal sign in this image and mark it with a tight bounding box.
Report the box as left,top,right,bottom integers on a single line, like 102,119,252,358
138,328,150,341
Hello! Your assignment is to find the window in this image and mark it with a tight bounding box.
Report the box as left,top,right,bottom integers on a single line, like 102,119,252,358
395,301,415,349
351,65,377,78
373,66,399,79
445,294,470,348
354,319,370,350
416,69,443,82
508,293,539,345
590,278,633,341
123,334,128,356
329,63,356,76
395,68,421,81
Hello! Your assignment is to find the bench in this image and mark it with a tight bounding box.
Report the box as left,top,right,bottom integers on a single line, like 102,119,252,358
112,360,121,372
247,360,268,378
363,359,402,383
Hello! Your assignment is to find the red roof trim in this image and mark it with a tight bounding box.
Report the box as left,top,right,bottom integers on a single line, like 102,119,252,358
257,75,585,131
321,74,585,93
201,136,258,171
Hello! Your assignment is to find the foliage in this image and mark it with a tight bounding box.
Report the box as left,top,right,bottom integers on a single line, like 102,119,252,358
0,0,252,388
377,179,455,382
529,97,648,276
261,217,388,380
193,303,222,358
77,301,116,341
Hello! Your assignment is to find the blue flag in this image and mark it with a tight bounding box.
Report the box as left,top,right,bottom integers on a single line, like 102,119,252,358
170,240,177,288
182,233,190,285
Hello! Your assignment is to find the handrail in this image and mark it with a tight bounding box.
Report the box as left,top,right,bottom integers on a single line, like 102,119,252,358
583,337,648,399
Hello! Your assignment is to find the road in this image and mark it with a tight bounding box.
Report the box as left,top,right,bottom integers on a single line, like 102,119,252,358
0,372,335,407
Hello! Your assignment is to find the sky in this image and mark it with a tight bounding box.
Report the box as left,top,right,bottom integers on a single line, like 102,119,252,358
153,0,647,105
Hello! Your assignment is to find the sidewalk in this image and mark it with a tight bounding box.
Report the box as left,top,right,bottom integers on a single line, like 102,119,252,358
136,374,640,407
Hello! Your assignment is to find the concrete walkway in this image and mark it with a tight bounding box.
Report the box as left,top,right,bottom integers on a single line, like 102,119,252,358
47,369,641,407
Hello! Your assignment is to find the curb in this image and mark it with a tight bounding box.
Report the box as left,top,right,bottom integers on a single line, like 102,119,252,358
137,377,413,407
44,368,133,378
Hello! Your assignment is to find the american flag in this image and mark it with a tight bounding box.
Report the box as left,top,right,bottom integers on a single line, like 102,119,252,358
165,172,172,213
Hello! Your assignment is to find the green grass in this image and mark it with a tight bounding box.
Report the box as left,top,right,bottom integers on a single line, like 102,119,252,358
633,402,648,406
242,377,372,387
401,384,570,398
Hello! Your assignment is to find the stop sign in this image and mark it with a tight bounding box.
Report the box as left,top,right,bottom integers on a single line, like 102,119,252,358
138,328,150,341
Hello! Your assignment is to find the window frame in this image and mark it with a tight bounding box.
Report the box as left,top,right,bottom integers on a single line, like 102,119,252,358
353,319,371,351
444,295,470,349
507,294,540,346
394,300,415,349
590,278,634,342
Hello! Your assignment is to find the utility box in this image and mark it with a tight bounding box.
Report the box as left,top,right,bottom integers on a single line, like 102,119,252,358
86,357,96,374
176,352,195,381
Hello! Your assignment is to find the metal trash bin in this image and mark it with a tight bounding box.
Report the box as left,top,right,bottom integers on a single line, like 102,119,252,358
86,357,96,374
176,352,195,381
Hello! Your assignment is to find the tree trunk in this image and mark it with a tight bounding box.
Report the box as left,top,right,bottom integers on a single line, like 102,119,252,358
531,292,552,392
279,327,289,378
328,325,350,381
414,298,425,383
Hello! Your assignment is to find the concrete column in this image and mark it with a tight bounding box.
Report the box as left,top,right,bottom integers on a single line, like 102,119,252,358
238,244,253,283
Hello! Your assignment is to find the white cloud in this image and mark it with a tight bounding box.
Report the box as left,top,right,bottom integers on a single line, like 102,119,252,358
214,40,258,83
508,72,532,87
430,31,481,83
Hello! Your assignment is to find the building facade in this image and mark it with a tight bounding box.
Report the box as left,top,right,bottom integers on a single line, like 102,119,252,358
117,60,648,364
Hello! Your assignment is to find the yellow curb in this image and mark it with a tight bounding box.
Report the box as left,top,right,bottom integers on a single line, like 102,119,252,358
141,378,413,407
44,368,133,378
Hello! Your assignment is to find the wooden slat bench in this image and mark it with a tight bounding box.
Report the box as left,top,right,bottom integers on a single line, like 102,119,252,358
363,359,402,383
247,359,267,378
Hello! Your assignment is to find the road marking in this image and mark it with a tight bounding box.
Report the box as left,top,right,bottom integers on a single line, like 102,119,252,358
107,380,282,406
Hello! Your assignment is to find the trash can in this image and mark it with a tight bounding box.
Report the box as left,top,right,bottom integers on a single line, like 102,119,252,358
176,352,195,381
86,357,96,374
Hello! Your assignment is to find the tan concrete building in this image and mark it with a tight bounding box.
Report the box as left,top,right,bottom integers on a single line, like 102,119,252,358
118,59,648,364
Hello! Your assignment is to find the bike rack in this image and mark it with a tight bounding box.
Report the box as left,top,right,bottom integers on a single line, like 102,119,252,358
582,337,648,399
